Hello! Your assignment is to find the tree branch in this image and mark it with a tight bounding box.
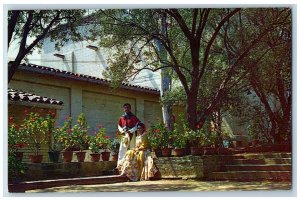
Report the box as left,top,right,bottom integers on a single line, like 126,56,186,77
191,9,198,36
165,9,192,40
8,10,20,48
23,11,61,58
17,11,34,61
195,8,210,42
199,8,240,81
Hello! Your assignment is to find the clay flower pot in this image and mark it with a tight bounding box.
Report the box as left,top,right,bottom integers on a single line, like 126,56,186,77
62,151,73,162
101,151,110,161
29,155,43,163
161,148,172,157
90,153,101,162
172,148,186,157
203,147,217,155
153,148,162,157
75,151,86,162
217,147,233,155
190,147,203,156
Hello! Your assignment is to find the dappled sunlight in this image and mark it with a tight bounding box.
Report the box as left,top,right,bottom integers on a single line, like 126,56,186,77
27,180,291,193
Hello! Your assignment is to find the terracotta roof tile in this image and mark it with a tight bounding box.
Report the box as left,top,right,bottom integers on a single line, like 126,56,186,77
17,63,160,95
8,88,64,105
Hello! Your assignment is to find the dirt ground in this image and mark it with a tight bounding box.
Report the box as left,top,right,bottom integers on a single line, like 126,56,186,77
26,179,292,194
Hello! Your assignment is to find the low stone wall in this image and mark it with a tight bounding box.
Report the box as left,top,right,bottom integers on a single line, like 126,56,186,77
201,155,221,179
23,161,117,181
154,156,202,179
20,155,221,182
154,155,221,180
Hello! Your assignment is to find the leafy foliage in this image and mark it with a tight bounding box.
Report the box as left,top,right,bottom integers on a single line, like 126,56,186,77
8,117,27,182
19,112,54,155
72,113,89,151
147,121,172,149
86,8,291,133
54,117,73,151
171,122,188,148
8,10,87,82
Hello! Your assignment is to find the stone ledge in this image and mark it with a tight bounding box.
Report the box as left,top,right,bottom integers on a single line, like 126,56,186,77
154,156,206,179
8,175,128,193
23,161,117,181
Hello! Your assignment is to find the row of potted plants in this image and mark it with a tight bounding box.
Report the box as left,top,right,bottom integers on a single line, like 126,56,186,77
8,111,120,163
147,118,231,157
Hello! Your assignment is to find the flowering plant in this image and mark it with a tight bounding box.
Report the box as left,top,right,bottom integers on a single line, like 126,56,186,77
8,117,27,183
185,128,205,147
55,113,90,151
111,130,121,154
89,124,112,153
71,113,89,151
54,117,73,151
8,117,27,153
89,136,101,153
19,112,54,155
171,123,188,148
148,122,172,149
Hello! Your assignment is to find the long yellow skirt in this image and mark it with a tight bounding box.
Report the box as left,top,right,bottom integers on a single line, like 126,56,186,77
117,149,158,181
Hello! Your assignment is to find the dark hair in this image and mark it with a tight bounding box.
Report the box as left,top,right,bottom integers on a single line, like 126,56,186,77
123,103,131,108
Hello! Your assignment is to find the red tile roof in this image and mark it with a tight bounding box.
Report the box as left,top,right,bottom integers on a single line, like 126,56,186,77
8,88,64,105
17,63,160,95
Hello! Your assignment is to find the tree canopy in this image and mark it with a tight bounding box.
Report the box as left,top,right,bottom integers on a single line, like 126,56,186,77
8,9,86,82
87,8,291,141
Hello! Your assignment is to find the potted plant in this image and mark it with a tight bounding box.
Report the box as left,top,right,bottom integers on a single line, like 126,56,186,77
8,133,27,184
111,131,121,161
8,116,27,183
89,135,101,162
186,128,204,156
171,123,187,157
89,124,111,161
48,127,61,163
100,138,112,161
161,131,173,157
8,117,27,162
147,122,164,157
72,113,89,162
55,117,74,162
202,122,218,155
48,143,61,163
19,112,53,163
44,111,61,163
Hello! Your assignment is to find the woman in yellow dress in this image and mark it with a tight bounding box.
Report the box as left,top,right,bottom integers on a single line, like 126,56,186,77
117,123,158,181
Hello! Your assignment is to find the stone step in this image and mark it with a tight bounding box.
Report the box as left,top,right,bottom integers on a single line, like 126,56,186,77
220,158,292,165
102,170,119,175
8,175,128,193
220,164,291,171
236,152,291,158
217,152,291,160
208,171,291,181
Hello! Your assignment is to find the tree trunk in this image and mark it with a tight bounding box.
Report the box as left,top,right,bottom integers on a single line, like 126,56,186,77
216,110,223,147
161,66,173,130
159,12,173,131
8,61,21,83
186,92,198,130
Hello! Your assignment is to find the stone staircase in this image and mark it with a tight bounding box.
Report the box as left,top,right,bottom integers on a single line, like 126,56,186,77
8,161,123,192
207,152,292,181
9,174,127,192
